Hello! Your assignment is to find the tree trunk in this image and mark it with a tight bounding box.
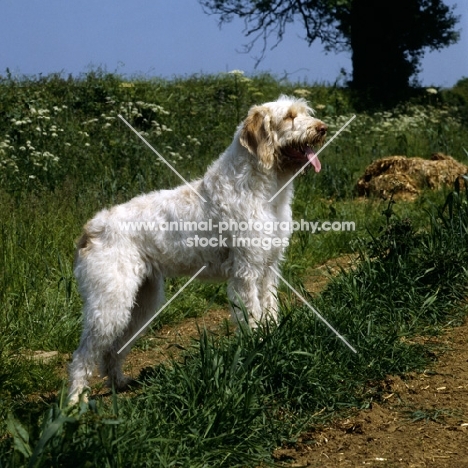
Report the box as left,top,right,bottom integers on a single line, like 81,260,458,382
350,0,415,102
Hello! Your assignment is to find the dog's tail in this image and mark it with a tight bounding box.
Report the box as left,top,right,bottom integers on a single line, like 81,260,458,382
74,229,92,265
74,217,107,264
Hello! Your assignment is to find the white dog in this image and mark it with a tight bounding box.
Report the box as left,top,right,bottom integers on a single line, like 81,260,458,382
68,95,327,402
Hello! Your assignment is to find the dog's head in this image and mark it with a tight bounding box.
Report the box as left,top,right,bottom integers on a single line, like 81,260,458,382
240,95,327,172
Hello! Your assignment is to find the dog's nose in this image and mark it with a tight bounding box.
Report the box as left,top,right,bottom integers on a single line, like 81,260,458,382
317,123,328,135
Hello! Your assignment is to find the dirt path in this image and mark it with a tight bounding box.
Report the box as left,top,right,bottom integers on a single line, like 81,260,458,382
273,318,468,467
53,256,468,465
123,308,232,375
123,256,468,467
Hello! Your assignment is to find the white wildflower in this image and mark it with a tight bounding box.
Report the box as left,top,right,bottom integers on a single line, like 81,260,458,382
293,89,311,97
228,69,244,75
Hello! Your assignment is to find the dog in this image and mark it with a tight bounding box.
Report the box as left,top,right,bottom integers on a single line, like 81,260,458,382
68,95,327,403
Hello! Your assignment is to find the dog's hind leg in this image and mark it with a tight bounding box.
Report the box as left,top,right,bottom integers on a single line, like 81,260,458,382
68,248,146,404
99,272,165,391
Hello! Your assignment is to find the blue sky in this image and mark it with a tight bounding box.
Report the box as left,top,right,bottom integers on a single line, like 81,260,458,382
1,0,467,87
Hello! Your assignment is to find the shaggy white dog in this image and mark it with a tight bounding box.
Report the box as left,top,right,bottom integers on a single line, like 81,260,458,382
68,95,327,402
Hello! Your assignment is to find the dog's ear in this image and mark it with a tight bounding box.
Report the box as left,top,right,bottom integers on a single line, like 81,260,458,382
240,106,276,170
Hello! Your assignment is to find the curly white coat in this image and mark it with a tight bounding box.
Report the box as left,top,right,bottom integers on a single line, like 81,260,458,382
68,95,327,402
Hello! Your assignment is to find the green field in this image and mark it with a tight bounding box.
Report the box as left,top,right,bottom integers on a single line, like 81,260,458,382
1,71,468,466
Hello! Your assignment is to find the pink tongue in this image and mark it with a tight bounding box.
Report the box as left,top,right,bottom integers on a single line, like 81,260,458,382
306,146,321,173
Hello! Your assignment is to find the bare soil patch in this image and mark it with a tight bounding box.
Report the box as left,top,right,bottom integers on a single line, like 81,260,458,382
303,255,357,296
273,319,468,467
123,308,232,376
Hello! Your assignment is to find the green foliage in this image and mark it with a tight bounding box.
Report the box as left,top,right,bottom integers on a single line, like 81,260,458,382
1,72,468,466
403,407,459,424
438,77,468,127
3,189,468,465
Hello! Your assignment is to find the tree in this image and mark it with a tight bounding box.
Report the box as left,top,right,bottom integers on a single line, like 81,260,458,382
200,0,459,103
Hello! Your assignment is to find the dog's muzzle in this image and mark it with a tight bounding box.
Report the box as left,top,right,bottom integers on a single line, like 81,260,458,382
281,123,328,173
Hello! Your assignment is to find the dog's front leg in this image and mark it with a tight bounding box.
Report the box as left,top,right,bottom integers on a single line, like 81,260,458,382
260,264,279,323
227,268,263,328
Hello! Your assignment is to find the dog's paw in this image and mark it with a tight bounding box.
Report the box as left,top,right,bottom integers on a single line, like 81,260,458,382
108,375,134,391
67,388,89,406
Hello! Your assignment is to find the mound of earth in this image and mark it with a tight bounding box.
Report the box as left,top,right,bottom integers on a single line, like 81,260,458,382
356,153,468,200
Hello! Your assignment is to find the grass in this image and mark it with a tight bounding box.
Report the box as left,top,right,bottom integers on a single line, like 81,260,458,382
1,71,468,466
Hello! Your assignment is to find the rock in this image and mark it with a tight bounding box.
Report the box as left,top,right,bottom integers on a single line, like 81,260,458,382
356,153,468,200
